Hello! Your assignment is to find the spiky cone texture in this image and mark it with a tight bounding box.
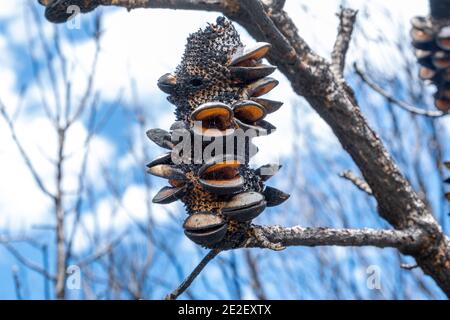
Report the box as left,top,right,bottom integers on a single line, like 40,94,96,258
146,17,289,249
410,16,450,112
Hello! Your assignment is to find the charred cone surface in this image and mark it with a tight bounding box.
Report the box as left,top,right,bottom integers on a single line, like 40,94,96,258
147,17,289,249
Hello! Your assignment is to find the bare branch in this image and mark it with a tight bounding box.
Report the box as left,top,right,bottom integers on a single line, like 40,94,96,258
76,234,126,267
66,14,102,127
54,126,66,299
41,244,51,300
0,100,55,200
243,226,423,251
244,251,267,300
240,0,296,60
354,63,446,117
339,170,373,195
165,249,221,300
12,266,23,300
99,0,231,12
331,7,358,79
0,240,56,282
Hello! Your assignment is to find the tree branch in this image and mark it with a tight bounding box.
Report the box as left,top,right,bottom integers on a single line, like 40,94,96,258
165,249,221,300
339,170,373,195
165,226,425,298
243,225,423,251
101,0,233,12
12,266,23,300
0,240,56,282
76,233,126,267
0,100,56,200
331,7,357,79
244,251,267,300
354,63,446,118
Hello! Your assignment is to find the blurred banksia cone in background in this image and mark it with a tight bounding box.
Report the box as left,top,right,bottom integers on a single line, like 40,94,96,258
445,161,450,204
147,17,289,248
410,0,450,112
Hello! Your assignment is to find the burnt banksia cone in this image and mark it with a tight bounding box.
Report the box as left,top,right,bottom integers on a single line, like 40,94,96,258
410,16,450,112
147,17,289,248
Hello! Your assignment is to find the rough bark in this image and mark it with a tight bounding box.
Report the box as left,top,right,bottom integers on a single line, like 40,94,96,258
331,8,357,79
244,226,424,251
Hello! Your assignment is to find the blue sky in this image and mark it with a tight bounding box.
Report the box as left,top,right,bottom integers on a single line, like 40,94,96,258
0,0,449,299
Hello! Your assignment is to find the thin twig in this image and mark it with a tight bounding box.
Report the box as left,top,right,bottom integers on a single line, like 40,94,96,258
0,100,56,200
339,170,373,195
76,234,126,267
354,63,445,117
244,251,267,300
42,244,51,300
12,266,23,300
0,241,56,281
165,249,221,300
66,14,102,127
331,7,358,79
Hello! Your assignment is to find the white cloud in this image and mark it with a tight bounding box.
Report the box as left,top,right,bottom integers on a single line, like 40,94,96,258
0,116,54,230
57,8,224,103
0,1,20,19
122,184,179,225
70,183,182,252
0,107,116,229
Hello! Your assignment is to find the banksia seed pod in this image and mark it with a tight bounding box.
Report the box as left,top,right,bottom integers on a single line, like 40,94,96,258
38,0,99,23
147,17,289,248
410,16,450,112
